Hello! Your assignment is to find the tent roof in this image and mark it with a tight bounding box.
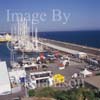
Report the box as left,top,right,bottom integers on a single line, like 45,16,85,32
80,69,92,75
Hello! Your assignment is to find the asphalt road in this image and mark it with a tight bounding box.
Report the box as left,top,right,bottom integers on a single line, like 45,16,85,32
48,60,87,81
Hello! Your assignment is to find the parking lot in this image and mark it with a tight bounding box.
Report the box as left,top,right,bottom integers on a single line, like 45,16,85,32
47,60,87,82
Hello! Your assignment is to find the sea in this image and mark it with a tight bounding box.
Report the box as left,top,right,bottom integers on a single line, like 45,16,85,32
39,30,100,48
0,30,100,66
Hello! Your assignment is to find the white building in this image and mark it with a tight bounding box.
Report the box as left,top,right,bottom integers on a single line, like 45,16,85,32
27,71,53,89
0,61,11,95
9,69,26,84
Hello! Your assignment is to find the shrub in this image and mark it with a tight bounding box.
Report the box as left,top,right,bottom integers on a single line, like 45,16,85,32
35,87,55,97
28,89,35,97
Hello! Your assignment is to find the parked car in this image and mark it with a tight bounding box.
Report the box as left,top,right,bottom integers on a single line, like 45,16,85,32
87,65,100,71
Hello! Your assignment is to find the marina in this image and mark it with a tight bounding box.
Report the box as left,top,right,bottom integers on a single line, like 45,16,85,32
0,32,100,99
0,1,100,99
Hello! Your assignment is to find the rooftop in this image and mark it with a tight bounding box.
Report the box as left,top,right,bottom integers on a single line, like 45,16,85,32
85,75,100,89
0,61,11,95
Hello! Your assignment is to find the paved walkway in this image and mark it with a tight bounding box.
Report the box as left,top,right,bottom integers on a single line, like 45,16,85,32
39,41,80,55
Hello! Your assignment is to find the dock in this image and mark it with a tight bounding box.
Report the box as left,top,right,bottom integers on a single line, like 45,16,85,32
39,38,100,57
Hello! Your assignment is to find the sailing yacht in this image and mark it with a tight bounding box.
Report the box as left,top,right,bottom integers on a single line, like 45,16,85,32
10,18,44,53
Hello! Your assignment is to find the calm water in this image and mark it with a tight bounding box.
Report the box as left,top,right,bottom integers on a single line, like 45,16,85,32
0,31,100,64
39,30,100,48
0,43,10,66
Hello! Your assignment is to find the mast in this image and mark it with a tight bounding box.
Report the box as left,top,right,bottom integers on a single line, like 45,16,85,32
10,25,15,65
35,27,38,50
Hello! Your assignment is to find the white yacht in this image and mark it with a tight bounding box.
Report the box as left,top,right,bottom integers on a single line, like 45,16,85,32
10,19,44,53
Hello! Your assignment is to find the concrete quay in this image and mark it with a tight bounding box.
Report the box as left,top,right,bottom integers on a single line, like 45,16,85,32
40,38,100,57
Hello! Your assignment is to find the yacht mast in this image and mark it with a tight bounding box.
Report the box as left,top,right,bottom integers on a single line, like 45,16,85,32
35,27,38,50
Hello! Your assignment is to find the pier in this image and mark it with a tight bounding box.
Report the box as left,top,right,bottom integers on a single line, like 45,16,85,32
39,38,100,57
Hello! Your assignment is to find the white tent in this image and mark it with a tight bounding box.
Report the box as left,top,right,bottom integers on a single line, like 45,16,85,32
0,61,11,95
80,68,92,77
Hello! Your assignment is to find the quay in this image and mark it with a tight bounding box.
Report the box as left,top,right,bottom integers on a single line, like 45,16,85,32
39,38,100,57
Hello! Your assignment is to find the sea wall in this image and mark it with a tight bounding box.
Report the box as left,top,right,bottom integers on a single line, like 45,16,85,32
40,38,100,56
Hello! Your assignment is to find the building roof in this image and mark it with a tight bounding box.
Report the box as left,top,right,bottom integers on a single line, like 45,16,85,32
85,76,100,89
0,61,11,95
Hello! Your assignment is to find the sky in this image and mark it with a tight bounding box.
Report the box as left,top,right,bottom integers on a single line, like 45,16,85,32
0,0,100,32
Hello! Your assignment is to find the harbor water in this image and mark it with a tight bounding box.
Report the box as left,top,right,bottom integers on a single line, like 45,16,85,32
0,31,100,66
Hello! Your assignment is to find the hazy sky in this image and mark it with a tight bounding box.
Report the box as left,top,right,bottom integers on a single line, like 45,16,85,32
0,0,100,32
